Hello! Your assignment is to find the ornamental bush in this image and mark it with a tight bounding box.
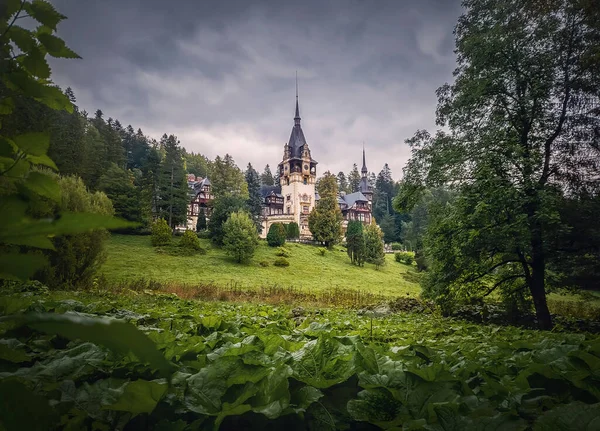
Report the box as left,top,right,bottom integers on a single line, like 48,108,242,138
267,223,287,247
391,242,404,251
222,211,259,263
151,218,172,246
273,257,290,267
395,251,415,265
275,247,290,257
179,229,202,251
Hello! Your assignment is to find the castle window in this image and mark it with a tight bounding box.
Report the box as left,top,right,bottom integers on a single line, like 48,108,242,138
287,207,291,214
303,177,307,185
286,194,291,201
303,206,309,213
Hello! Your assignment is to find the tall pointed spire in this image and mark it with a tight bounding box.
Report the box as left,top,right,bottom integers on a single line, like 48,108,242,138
361,143,368,175
294,71,301,126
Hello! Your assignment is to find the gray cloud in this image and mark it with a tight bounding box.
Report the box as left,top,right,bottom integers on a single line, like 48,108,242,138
49,0,462,178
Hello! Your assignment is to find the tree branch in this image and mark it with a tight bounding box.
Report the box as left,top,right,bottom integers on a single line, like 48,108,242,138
483,274,525,297
0,0,26,42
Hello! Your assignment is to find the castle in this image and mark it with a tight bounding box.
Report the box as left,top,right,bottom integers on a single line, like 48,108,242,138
259,89,373,239
186,85,374,238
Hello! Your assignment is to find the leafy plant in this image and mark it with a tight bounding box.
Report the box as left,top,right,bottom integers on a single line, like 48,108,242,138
222,211,259,263
151,218,172,246
179,229,202,251
317,247,327,256
267,223,286,247
275,246,290,257
395,251,415,265
273,257,290,267
286,222,300,239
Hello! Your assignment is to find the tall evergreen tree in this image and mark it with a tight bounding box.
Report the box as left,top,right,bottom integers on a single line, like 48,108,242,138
337,172,349,194
158,134,188,228
184,151,209,178
347,164,361,193
245,163,263,233
309,172,343,248
373,164,394,222
196,208,207,232
141,145,162,223
260,164,275,186
346,220,365,266
209,154,249,198
364,223,386,269
97,164,142,222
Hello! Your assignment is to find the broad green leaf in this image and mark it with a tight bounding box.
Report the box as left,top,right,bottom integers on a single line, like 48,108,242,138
0,97,15,115
0,379,59,431
37,33,80,58
26,153,58,170
5,313,175,377
3,0,22,18
12,132,50,156
0,252,48,280
8,26,36,53
533,401,600,430
22,171,61,202
0,339,31,363
4,234,55,250
24,0,66,30
21,45,51,79
35,84,73,112
0,137,16,157
104,380,168,415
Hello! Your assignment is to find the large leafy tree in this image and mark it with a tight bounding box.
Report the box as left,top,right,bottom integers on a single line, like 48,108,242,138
345,220,365,266
245,163,263,233
309,172,343,248
397,0,600,329
222,211,259,263
208,195,248,245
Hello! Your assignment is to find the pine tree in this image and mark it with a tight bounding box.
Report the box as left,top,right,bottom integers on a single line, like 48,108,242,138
222,211,259,263
348,164,361,193
374,164,394,222
97,163,142,222
208,195,248,245
261,164,275,186
308,172,343,248
245,163,263,233
141,145,162,223
158,134,188,228
337,172,349,194
209,154,249,198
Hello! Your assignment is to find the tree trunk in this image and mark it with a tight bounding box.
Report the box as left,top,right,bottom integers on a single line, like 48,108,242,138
529,220,553,330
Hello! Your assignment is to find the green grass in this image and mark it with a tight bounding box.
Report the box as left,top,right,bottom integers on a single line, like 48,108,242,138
100,234,421,297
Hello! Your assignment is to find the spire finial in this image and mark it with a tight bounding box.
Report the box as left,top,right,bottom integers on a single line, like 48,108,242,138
294,72,301,125
361,143,368,175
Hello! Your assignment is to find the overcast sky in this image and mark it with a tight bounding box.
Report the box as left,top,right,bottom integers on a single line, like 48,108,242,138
49,0,462,179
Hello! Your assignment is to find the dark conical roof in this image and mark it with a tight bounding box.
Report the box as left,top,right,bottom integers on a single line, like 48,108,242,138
361,146,368,174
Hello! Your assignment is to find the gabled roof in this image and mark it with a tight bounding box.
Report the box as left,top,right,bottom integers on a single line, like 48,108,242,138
340,191,369,207
260,185,282,199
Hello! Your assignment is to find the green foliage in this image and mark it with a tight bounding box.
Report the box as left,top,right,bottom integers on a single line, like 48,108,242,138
347,163,361,193
208,195,248,245
346,220,366,266
273,257,290,267
208,154,248,199
196,207,207,232
308,172,343,248
286,222,300,239
395,251,415,265
157,134,188,228
97,163,142,223
0,289,599,430
260,164,275,186
179,229,202,251
391,242,403,251
275,246,290,258
364,223,386,269
35,175,115,288
317,248,327,256
184,151,209,178
266,223,286,247
151,218,172,246
222,211,259,263
245,163,263,233
259,260,269,267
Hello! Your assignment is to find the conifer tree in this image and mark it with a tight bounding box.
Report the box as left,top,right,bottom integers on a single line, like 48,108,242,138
347,164,361,193
245,163,263,233
346,220,365,266
308,172,343,248
364,223,385,269
337,172,349,194
158,134,188,228
261,164,275,186
222,211,259,263
196,208,207,231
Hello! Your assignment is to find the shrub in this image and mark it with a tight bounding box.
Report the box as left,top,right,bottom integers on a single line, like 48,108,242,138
196,230,211,239
273,257,290,267
365,224,386,269
415,250,429,271
395,251,415,265
222,211,259,263
179,229,202,251
276,247,290,257
286,222,300,239
151,218,172,246
35,175,114,288
196,208,207,231
259,260,270,267
391,242,403,251
267,223,287,247
318,248,327,256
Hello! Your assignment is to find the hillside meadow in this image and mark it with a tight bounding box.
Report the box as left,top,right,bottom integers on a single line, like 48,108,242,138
100,234,421,297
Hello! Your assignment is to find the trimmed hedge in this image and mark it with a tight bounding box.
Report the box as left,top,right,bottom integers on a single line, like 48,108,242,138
267,223,287,247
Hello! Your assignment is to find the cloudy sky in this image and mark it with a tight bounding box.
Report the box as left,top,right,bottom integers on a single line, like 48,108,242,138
49,0,462,179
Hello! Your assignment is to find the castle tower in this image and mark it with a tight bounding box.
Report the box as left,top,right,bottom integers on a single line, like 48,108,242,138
359,146,373,203
278,79,318,237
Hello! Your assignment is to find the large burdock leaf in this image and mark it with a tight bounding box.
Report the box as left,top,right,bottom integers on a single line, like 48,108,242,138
533,402,600,430
0,379,59,431
104,380,168,415
3,313,174,378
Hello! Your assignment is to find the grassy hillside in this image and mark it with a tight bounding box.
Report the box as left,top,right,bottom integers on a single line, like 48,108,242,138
100,234,421,297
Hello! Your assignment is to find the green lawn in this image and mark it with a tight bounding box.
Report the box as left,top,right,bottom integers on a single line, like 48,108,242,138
100,234,421,297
